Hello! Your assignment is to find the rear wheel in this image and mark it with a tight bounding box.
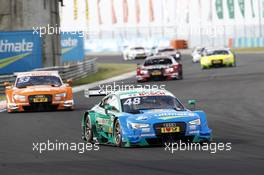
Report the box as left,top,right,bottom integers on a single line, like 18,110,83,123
84,116,93,143
178,71,183,80
114,120,123,147
201,66,206,69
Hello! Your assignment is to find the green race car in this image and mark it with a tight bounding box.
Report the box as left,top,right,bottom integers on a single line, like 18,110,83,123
81,88,212,147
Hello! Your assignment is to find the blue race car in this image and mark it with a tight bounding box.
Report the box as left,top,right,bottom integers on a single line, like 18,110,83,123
81,88,212,147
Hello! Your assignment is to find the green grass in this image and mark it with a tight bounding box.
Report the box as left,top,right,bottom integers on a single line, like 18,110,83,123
73,63,136,86
232,47,264,53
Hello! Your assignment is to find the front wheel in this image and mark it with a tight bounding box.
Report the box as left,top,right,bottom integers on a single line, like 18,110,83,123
114,120,123,147
84,116,93,143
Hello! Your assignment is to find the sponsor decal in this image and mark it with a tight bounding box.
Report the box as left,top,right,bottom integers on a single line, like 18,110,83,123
136,116,148,120
155,112,196,120
61,38,78,48
20,88,53,93
188,130,199,134
61,33,84,62
0,39,34,53
140,133,155,137
96,118,109,125
0,31,42,74
158,116,187,120
139,91,166,96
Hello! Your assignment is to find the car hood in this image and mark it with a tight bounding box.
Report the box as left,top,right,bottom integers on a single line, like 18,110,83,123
12,85,67,95
124,109,200,123
203,54,232,60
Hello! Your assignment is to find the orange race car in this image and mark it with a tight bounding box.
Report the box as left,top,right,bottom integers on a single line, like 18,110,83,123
4,71,74,113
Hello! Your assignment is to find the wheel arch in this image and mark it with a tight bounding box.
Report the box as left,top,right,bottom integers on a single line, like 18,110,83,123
112,116,130,136
81,110,96,140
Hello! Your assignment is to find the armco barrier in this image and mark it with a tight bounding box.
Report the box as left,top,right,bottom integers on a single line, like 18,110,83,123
0,58,97,95
0,74,16,95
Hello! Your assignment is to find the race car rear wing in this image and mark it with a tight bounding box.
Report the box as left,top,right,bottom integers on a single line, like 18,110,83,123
84,88,110,98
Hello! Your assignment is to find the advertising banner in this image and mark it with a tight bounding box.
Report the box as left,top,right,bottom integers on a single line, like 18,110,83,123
238,0,245,17
61,32,84,63
215,0,224,19
250,0,255,18
227,0,235,19
0,31,42,75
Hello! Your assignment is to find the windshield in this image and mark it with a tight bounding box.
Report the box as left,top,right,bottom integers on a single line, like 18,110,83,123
158,48,175,52
144,58,172,66
121,96,185,114
206,50,229,56
16,76,62,88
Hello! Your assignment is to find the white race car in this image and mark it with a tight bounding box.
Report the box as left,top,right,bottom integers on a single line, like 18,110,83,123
123,46,147,60
192,47,205,63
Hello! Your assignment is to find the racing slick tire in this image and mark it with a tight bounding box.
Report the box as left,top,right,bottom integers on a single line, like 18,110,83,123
137,79,145,83
201,65,207,69
114,119,123,147
178,71,183,80
84,115,93,143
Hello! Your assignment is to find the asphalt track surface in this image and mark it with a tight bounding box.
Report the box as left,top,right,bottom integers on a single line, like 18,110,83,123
1,53,264,175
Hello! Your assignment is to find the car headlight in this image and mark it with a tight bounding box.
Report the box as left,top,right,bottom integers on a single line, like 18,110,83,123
166,67,174,72
225,57,232,61
13,94,26,101
130,123,150,129
200,58,206,63
55,93,66,97
189,119,201,125
140,69,148,74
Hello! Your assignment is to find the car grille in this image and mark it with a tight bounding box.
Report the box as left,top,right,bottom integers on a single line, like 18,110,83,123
23,103,58,111
24,94,57,111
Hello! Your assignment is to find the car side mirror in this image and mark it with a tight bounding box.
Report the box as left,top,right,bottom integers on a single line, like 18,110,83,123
188,99,196,110
4,82,11,87
104,104,113,114
4,82,12,90
66,79,73,86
